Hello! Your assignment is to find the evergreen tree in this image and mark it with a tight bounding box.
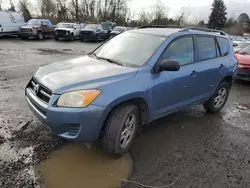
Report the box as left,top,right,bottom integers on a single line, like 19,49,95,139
208,0,227,29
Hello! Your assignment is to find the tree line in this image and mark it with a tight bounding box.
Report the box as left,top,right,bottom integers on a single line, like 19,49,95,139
1,0,250,35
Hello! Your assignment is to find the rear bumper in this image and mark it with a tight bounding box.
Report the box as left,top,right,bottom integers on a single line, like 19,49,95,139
25,87,106,141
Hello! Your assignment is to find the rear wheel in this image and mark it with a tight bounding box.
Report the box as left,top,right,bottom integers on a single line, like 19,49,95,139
203,82,230,113
102,104,139,157
37,31,43,40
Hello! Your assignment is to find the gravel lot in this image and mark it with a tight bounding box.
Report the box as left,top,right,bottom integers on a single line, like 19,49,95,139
1,37,250,188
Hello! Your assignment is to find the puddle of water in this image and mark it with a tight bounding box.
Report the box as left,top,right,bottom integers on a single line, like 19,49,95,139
35,143,133,188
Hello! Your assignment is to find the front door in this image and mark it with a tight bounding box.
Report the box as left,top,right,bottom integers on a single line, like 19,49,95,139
151,36,198,118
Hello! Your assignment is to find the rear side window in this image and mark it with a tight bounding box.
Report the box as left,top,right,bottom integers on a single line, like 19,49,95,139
196,37,216,61
217,37,229,56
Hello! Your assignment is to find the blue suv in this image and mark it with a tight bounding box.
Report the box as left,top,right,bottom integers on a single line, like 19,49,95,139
25,27,237,156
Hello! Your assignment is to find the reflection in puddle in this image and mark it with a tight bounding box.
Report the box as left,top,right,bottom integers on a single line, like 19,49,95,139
35,143,133,188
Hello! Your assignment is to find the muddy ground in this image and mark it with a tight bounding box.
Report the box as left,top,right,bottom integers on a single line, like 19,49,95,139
0,37,250,188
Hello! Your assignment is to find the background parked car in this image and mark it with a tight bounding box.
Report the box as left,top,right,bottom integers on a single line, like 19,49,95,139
235,45,250,81
234,40,250,52
0,11,25,37
54,23,81,41
19,19,54,40
80,24,109,42
109,26,132,38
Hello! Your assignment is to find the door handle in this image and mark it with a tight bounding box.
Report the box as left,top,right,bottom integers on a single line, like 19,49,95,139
220,64,225,68
190,70,197,77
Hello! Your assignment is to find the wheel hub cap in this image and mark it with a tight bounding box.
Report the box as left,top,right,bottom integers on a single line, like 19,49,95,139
214,88,227,108
120,114,136,149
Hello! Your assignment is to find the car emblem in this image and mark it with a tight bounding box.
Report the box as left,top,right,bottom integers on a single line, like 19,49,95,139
34,84,40,95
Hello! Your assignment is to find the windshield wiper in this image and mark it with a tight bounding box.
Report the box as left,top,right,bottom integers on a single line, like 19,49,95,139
96,56,123,66
88,52,123,66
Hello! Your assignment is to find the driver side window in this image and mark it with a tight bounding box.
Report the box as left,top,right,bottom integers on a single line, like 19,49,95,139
159,37,194,66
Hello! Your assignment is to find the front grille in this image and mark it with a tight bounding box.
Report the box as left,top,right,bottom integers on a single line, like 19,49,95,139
28,78,52,104
81,31,94,36
57,30,66,35
20,28,32,32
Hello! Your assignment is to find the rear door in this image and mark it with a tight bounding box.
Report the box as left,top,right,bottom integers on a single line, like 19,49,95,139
192,35,224,100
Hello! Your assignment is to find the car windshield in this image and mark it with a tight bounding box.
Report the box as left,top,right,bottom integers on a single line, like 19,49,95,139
101,23,111,30
239,45,250,55
58,24,74,28
113,27,125,32
93,32,166,67
27,20,41,25
84,25,97,30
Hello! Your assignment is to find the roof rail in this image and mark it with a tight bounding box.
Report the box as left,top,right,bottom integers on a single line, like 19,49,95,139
180,27,227,35
137,25,168,29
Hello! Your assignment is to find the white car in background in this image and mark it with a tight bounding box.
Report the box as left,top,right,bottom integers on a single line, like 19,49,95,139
0,11,25,36
54,23,82,41
234,40,250,52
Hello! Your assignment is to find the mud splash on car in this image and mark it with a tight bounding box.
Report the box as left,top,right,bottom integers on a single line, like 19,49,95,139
35,143,133,188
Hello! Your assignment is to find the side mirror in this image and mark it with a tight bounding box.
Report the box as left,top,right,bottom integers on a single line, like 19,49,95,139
97,29,101,32
152,60,180,73
74,27,76,30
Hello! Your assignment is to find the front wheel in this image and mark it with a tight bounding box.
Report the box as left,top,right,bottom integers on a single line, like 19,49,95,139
69,33,74,41
203,82,231,113
102,104,139,157
37,31,43,40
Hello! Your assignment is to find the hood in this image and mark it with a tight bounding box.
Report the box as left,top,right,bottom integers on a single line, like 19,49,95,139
20,25,34,29
235,53,250,66
55,28,74,31
34,56,137,94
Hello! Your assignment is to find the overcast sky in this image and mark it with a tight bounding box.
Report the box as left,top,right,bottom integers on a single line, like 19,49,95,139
2,0,250,22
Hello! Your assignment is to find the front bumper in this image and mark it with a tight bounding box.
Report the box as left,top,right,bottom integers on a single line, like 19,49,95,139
20,32,36,37
25,87,106,141
55,32,72,39
236,67,250,81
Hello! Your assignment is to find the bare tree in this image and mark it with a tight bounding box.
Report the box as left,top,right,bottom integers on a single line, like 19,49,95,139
56,0,69,21
38,0,56,17
70,0,79,21
138,9,151,25
176,9,190,26
19,0,32,21
150,0,168,25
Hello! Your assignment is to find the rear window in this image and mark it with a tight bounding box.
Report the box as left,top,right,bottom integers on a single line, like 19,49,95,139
196,37,216,61
217,37,229,56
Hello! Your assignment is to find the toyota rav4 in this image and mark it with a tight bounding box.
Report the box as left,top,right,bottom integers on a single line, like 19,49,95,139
25,27,237,156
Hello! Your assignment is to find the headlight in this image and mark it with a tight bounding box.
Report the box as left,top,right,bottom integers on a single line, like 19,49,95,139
57,90,101,108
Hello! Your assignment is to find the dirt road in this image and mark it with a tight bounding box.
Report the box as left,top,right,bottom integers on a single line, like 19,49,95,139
1,37,250,188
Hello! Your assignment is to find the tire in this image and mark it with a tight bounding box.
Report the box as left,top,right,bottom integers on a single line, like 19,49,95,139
80,38,84,42
55,37,59,41
102,104,139,157
37,31,43,40
203,81,231,113
21,37,28,40
96,34,101,42
69,33,74,41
